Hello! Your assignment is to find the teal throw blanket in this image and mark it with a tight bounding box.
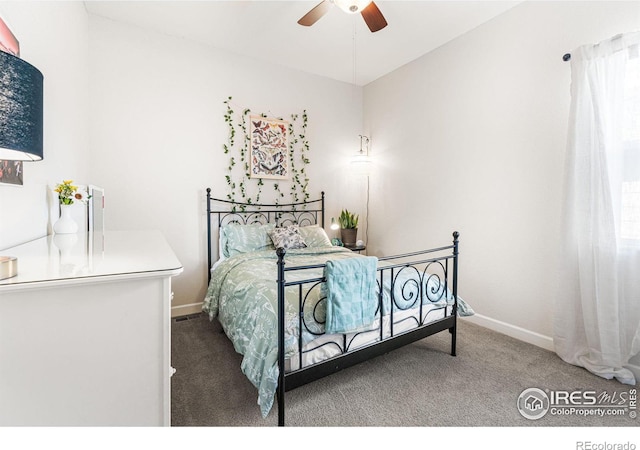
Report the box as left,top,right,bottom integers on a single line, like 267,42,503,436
324,256,379,334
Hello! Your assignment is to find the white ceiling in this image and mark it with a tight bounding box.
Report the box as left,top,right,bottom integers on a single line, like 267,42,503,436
83,0,522,86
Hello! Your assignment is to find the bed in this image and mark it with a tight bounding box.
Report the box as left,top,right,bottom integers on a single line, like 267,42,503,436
203,189,472,426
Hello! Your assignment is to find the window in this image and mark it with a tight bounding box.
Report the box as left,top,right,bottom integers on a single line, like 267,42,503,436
619,48,640,241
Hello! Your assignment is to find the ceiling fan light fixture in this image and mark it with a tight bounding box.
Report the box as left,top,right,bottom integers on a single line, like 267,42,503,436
297,0,387,32
333,0,372,14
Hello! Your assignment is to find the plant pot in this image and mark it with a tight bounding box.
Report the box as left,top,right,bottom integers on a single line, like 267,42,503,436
340,228,357,247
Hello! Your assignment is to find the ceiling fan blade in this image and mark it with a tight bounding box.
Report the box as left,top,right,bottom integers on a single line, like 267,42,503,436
297,0,332,26
361,1,387,32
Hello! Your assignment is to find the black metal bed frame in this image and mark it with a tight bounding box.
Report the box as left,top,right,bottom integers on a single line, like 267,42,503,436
206,188,459,426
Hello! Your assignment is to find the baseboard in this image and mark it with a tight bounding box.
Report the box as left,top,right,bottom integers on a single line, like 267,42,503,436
171,302,203,318
461,313,555,352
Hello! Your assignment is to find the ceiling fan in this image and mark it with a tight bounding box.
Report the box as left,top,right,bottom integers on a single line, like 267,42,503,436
297,0,388,33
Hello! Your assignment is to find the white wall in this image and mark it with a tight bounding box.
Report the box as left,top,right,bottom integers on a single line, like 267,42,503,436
363,1,640,347
87,15,364,316
6,1,632,341
0,1,89,249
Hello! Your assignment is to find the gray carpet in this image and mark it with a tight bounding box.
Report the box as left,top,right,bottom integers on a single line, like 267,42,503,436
170,313,637,427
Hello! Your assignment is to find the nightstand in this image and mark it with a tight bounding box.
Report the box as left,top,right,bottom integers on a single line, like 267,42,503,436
345,244,366,253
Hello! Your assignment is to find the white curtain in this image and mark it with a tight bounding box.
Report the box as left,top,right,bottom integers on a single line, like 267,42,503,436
555,31,640,385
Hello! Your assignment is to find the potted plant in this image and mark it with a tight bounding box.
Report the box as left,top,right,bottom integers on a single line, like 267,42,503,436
338,209,359,246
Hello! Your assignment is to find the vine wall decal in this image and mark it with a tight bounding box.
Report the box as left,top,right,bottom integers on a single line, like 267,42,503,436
222,96,310,210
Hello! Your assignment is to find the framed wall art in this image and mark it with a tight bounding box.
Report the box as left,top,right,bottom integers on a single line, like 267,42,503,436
0,16,19,57
249,115,289,180
0,160,23,186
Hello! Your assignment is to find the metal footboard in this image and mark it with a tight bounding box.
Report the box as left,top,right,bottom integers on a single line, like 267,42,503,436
276,232,459,426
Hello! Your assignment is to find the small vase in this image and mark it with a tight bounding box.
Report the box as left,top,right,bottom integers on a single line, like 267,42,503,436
53,204,78,234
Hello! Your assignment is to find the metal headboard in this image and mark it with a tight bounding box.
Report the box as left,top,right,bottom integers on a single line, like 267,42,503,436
206,188,325,279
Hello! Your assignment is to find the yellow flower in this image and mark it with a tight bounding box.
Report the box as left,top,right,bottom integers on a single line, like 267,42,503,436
55,179,91,206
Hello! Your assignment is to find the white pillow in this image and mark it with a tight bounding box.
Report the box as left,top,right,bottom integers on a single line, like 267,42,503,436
299,225,332,248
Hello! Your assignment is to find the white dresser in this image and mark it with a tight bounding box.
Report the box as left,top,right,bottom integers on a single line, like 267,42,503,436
0,230,182,426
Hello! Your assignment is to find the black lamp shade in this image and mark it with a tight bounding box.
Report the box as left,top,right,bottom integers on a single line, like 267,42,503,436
0,50,43,161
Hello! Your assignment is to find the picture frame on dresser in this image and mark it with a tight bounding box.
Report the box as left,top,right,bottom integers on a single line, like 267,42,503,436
88,185,105,232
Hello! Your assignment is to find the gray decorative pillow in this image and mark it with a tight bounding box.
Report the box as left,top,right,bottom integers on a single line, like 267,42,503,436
269,225,307,250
